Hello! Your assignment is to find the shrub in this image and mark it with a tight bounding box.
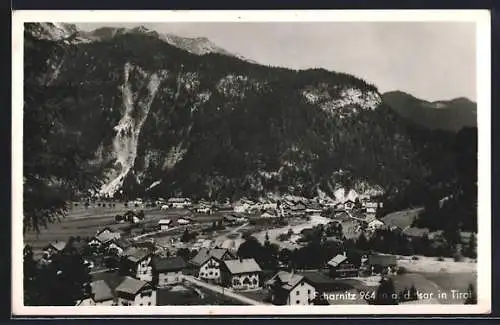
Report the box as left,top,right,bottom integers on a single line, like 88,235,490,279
437,256,445,261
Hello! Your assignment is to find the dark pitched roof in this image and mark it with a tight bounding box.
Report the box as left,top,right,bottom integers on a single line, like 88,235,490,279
190,248,233,267
266,271,305,291
153,256,186,272
95,231,121,244
113,238,132,249
223,258,261,274
301,272,343,291
46,241,67,252
91,271,125,292
168,198,191,203
123,247,151,263
90,280,114,302
115,276,150,296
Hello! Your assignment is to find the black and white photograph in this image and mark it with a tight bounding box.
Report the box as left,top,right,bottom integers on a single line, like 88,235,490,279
12,10,491,315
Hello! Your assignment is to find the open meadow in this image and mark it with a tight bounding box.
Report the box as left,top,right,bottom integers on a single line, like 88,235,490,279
23,204,240,256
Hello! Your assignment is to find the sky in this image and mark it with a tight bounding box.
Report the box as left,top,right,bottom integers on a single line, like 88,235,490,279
76,22,477,102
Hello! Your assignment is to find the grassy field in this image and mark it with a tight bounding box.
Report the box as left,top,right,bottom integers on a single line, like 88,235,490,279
418,272,477,304
381,208,424,229
23,206,237,255
388,271,477,304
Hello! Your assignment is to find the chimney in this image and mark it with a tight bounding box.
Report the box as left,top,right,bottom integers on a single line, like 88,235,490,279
343,251,347,257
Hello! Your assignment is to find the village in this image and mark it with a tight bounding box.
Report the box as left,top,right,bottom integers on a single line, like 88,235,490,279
24,194,477,306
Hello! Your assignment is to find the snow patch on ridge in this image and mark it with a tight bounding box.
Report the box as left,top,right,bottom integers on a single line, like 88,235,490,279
99,63,168,196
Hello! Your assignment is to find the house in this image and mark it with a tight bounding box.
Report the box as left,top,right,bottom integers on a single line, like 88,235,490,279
158,219,172,231
195,206,213,214
115,276,156,306
220,258,262,290
155,198,166,206
302,272,349,300
344,200,355,211
366,219,385,232
168,198,192,209
327,254,358,278
216,203,234,212
152,256,187,287
76,280,115,306
262,202,278,210
260,212,277,219
265,271,316,305
367,254,397,275
122,247,154,282
293,203,307,211
107,238,132,256
305,203,323,214
365,201,378,214
89,228,121,249
233,202,249,213
133,198,144,206
177,217,191,225
189,248,236,283
42,241,67,260
334,202,345,211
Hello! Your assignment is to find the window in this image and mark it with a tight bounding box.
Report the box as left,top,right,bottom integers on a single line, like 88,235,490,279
308,290,311,294
301,282,304,286
296,291,300,295
296,300,300,304
148,302,151,306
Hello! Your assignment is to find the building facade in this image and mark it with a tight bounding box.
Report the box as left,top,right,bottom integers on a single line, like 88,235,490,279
152,256,186,287
221,258,262,290
115,277,156,306
266,271,317,305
